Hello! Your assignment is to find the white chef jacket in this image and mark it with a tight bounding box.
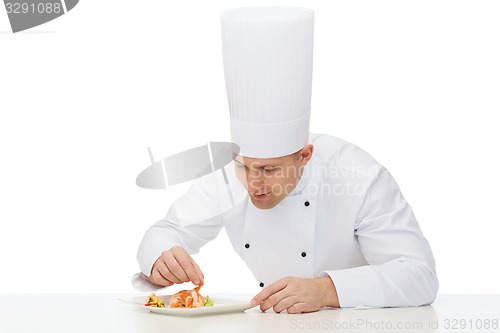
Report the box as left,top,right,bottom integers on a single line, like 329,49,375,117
137,133,439,308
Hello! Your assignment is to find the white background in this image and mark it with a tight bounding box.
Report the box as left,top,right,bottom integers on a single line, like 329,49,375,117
0,0,499,295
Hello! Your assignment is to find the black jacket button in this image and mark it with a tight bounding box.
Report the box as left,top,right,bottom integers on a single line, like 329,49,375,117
301,252,307,257
259,282,264,287
304,201,310,207
244,243,250,249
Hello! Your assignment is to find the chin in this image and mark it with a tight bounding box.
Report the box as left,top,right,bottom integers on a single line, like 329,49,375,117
250,198,279,210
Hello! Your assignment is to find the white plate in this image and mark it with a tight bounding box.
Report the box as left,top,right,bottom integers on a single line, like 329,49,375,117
119,295,256,317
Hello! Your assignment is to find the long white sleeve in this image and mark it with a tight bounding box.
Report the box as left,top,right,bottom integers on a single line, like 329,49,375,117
325,167,439,307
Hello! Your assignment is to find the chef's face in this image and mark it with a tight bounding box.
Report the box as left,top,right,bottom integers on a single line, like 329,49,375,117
234,145,314,209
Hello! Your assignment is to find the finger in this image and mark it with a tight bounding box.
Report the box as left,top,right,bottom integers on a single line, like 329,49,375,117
192,262,205,286
272,295,299,313
157,260,184,284
150,259,175,286
150,267,174,287
164,255,190,283
287,302,315,314
251,277,288,306
173,249,202,285
259,287,289,312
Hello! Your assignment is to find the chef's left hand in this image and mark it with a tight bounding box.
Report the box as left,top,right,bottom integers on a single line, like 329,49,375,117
251,276,340,314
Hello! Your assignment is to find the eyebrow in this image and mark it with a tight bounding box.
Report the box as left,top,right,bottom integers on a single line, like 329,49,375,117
234,160,278,168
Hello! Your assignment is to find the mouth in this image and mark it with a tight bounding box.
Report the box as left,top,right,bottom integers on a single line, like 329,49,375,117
251,191,271,200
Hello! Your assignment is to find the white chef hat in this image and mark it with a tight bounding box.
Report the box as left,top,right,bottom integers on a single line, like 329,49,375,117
221,6,314,158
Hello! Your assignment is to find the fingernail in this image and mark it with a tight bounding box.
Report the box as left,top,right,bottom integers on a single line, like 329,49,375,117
194,280,200,285
250,299,257,306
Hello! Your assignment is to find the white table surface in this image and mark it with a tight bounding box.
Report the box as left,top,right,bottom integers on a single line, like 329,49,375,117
0,294,499,333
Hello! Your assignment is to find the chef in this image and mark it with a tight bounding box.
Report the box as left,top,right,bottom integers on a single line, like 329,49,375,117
137,6,438,313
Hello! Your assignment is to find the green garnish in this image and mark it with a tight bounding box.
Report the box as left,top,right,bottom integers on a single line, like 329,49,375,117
204,295,214,307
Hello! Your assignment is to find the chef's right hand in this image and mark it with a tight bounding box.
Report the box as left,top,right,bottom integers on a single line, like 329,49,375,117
148,246,204,287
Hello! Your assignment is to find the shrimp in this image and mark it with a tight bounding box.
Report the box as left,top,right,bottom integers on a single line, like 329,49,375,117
168,284,205,308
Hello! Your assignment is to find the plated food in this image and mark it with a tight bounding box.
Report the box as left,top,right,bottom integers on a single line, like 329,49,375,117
145,284,214,309
120,294,254,316
145,293,165,308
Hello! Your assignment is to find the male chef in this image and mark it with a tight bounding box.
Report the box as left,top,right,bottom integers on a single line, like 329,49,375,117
137,7,438,313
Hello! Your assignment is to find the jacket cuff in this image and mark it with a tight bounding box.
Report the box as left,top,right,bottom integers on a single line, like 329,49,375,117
322,265,385,308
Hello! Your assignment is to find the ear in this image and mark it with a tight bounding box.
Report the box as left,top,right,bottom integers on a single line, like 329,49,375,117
299,144,314,167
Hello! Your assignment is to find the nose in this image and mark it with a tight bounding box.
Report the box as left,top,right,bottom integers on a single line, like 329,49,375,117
246,169,265,192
